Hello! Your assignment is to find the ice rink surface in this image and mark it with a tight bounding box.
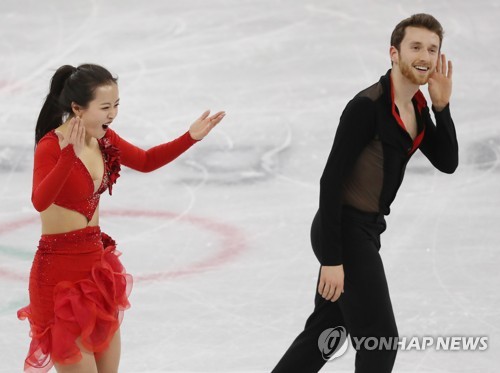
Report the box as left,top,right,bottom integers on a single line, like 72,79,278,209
1,0,499,372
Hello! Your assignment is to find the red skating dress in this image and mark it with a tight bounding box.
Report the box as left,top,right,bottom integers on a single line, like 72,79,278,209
17,128,197,372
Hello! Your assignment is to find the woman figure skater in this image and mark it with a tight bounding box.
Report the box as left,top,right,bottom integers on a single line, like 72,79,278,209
17,63,225,372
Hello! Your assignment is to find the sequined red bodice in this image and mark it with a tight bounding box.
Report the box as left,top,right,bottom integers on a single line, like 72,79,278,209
32,128,198,220
31,131,115,221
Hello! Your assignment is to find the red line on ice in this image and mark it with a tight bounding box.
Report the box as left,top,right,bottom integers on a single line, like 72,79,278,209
0,210,246,282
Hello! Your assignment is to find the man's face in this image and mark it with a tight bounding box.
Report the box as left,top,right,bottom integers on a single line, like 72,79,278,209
392,26,440,85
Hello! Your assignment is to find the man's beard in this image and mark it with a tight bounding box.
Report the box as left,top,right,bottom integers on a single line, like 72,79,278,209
398,56,432,85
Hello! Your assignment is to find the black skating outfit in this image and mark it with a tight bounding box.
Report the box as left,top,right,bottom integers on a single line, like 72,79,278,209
272,69,458,373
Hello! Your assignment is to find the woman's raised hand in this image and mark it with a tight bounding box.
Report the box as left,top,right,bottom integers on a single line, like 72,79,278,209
189,110,225,141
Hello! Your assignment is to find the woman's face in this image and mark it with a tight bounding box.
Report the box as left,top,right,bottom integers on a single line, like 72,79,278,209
75,83,120,139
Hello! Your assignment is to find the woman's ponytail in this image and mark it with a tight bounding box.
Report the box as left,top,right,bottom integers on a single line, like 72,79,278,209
35,65,76,144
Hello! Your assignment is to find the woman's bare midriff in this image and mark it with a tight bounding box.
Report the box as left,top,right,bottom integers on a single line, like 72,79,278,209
40,204,100,235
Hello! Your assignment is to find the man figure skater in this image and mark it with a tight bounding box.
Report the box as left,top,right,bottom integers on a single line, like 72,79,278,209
272,13,458,373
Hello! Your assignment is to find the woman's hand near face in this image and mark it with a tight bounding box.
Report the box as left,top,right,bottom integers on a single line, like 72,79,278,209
55,117,86,157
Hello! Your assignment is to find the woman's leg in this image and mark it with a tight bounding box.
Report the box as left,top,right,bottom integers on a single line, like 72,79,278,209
95,329,121,373
54,339,98,373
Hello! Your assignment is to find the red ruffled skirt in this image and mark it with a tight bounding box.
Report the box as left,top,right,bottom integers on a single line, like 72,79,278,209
17,226,132,372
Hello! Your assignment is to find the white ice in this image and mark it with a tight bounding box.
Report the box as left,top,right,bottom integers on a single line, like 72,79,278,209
0,0,499,372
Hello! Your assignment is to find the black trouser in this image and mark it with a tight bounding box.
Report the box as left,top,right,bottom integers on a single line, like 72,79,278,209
272,206,398,373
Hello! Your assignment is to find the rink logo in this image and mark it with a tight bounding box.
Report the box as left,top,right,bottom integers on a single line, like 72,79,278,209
318,326,348,361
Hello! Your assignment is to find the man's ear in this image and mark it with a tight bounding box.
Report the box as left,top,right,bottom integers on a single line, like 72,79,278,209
389,46,399,65
71,102,83,117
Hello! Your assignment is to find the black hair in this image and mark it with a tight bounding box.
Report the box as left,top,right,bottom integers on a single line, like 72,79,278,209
35,64,118,144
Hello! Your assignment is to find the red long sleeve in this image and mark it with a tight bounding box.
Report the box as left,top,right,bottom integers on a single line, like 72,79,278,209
32,136,78,212
105,129,198,172
31,129,198,214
